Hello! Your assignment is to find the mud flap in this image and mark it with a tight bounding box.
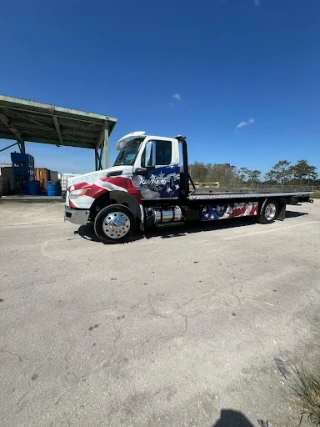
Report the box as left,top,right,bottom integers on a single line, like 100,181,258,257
140,205,145,231
277,201,286,221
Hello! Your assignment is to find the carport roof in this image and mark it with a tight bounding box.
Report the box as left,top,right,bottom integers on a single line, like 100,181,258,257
0,95,117,149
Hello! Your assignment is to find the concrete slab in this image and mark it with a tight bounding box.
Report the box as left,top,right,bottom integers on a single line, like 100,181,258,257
0,201,319,427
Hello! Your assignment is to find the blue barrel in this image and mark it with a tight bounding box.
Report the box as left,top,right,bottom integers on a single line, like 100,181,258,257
47,181,61,196
28,180,40,196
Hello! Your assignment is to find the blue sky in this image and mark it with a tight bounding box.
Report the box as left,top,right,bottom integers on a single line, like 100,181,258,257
0,0,319,176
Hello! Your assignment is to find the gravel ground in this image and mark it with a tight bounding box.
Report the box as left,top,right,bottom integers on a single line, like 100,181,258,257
0,200,319,427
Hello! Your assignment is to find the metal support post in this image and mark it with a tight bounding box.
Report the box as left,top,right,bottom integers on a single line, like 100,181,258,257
94,147,103,170
19,140,26,154
95,149,98,171
104,125,109,169
95,148,102,171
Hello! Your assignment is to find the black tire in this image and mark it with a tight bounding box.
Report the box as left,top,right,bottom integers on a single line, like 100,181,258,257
94,204,136,244
257,200,278,224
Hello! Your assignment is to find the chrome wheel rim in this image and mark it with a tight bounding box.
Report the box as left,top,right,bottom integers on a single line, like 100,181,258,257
102,212,131,239
265,203,277,221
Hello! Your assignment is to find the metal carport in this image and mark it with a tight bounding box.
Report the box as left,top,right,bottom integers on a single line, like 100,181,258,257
0,96,117,170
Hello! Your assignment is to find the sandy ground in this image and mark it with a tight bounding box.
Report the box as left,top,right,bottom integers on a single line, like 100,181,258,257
0,200,319,427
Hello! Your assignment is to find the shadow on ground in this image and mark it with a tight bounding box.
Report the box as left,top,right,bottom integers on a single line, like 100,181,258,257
285,210,308,218
212,409,256,426
75,211,308,244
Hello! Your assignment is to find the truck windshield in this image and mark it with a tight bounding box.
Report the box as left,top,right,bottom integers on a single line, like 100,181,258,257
113,137,144,166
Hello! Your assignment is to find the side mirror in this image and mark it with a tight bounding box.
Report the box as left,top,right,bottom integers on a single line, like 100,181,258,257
134,167,147,174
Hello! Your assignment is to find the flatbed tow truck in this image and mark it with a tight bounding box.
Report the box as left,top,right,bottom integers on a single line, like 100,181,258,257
64,131,313,244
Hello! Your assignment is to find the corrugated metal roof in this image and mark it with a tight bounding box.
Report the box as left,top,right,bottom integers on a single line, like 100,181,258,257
0,95,117,150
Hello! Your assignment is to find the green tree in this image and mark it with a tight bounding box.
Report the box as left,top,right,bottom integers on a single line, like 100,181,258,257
291,160,318,184
265,160,292,184
247,169,261,184
238,167,261,186
264,171,278,184
190,162,207,182
239,167,250,183
190,162,238,185
190,159,318,188
207,163,238,185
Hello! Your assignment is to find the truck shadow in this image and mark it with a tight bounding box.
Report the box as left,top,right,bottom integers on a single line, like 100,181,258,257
212,409,256,426
75,211,307,244
285,210,308,218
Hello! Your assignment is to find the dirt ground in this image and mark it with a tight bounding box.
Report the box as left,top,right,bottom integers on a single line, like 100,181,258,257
0,200,319,427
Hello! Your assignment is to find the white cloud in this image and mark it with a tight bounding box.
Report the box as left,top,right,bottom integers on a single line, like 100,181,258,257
172,93,181,101
254,0,260,6
168,102,174,107
235,118,255,132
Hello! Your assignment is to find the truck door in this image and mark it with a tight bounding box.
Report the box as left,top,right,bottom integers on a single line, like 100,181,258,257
132,139,180,200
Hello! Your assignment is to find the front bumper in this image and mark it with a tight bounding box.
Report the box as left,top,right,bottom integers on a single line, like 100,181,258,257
64,207,90,225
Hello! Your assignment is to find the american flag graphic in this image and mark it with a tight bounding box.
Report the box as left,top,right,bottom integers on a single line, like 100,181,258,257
201,202,258,221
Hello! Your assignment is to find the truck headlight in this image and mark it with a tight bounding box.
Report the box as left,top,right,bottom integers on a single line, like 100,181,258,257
69,188,90,198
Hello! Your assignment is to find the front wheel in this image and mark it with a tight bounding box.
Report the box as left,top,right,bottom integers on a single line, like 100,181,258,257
257,200,278,224
94,204,136,244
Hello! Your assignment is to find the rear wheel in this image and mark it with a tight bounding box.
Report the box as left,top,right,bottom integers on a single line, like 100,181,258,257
94,204,136,244
257,200,278,224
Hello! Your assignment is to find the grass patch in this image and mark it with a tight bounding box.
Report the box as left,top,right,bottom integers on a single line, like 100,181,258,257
290,366,320,426
311,192,320,199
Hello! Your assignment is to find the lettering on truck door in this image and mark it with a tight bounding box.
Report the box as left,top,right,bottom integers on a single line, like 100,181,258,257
132,139,180,199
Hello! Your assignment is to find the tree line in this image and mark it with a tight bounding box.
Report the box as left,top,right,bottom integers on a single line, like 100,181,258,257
189,159,319,187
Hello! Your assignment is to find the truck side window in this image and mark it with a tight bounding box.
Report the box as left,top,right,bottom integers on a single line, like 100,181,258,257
155,140,172,165
141,140,172,167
